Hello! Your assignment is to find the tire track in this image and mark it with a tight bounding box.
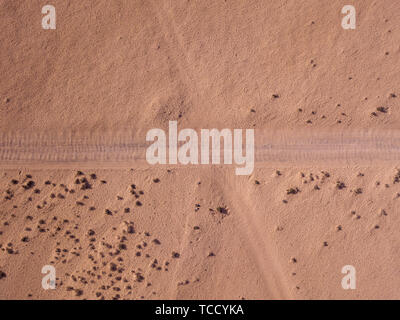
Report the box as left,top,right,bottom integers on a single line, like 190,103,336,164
1,129,400,167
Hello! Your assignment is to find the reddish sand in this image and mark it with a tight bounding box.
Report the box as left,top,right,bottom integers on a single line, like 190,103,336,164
0,0,399,299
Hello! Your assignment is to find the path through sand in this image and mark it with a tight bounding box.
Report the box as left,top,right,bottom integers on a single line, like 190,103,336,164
2,130,400,167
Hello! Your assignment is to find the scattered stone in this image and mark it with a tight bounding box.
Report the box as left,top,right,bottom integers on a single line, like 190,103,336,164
216,206,228,214
336,181,346,190
286,187,300,195
377,106,388,113
23,181,35,190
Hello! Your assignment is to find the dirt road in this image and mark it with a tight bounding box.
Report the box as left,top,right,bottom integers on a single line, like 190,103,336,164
1,129,400,167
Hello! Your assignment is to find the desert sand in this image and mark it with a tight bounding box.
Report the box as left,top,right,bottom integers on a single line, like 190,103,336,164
0,0,399,299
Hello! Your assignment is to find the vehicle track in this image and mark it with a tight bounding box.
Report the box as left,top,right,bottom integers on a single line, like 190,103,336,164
1,129,400,168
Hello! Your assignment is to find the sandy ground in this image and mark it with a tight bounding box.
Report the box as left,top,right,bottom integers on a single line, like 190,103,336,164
0,0,399,299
